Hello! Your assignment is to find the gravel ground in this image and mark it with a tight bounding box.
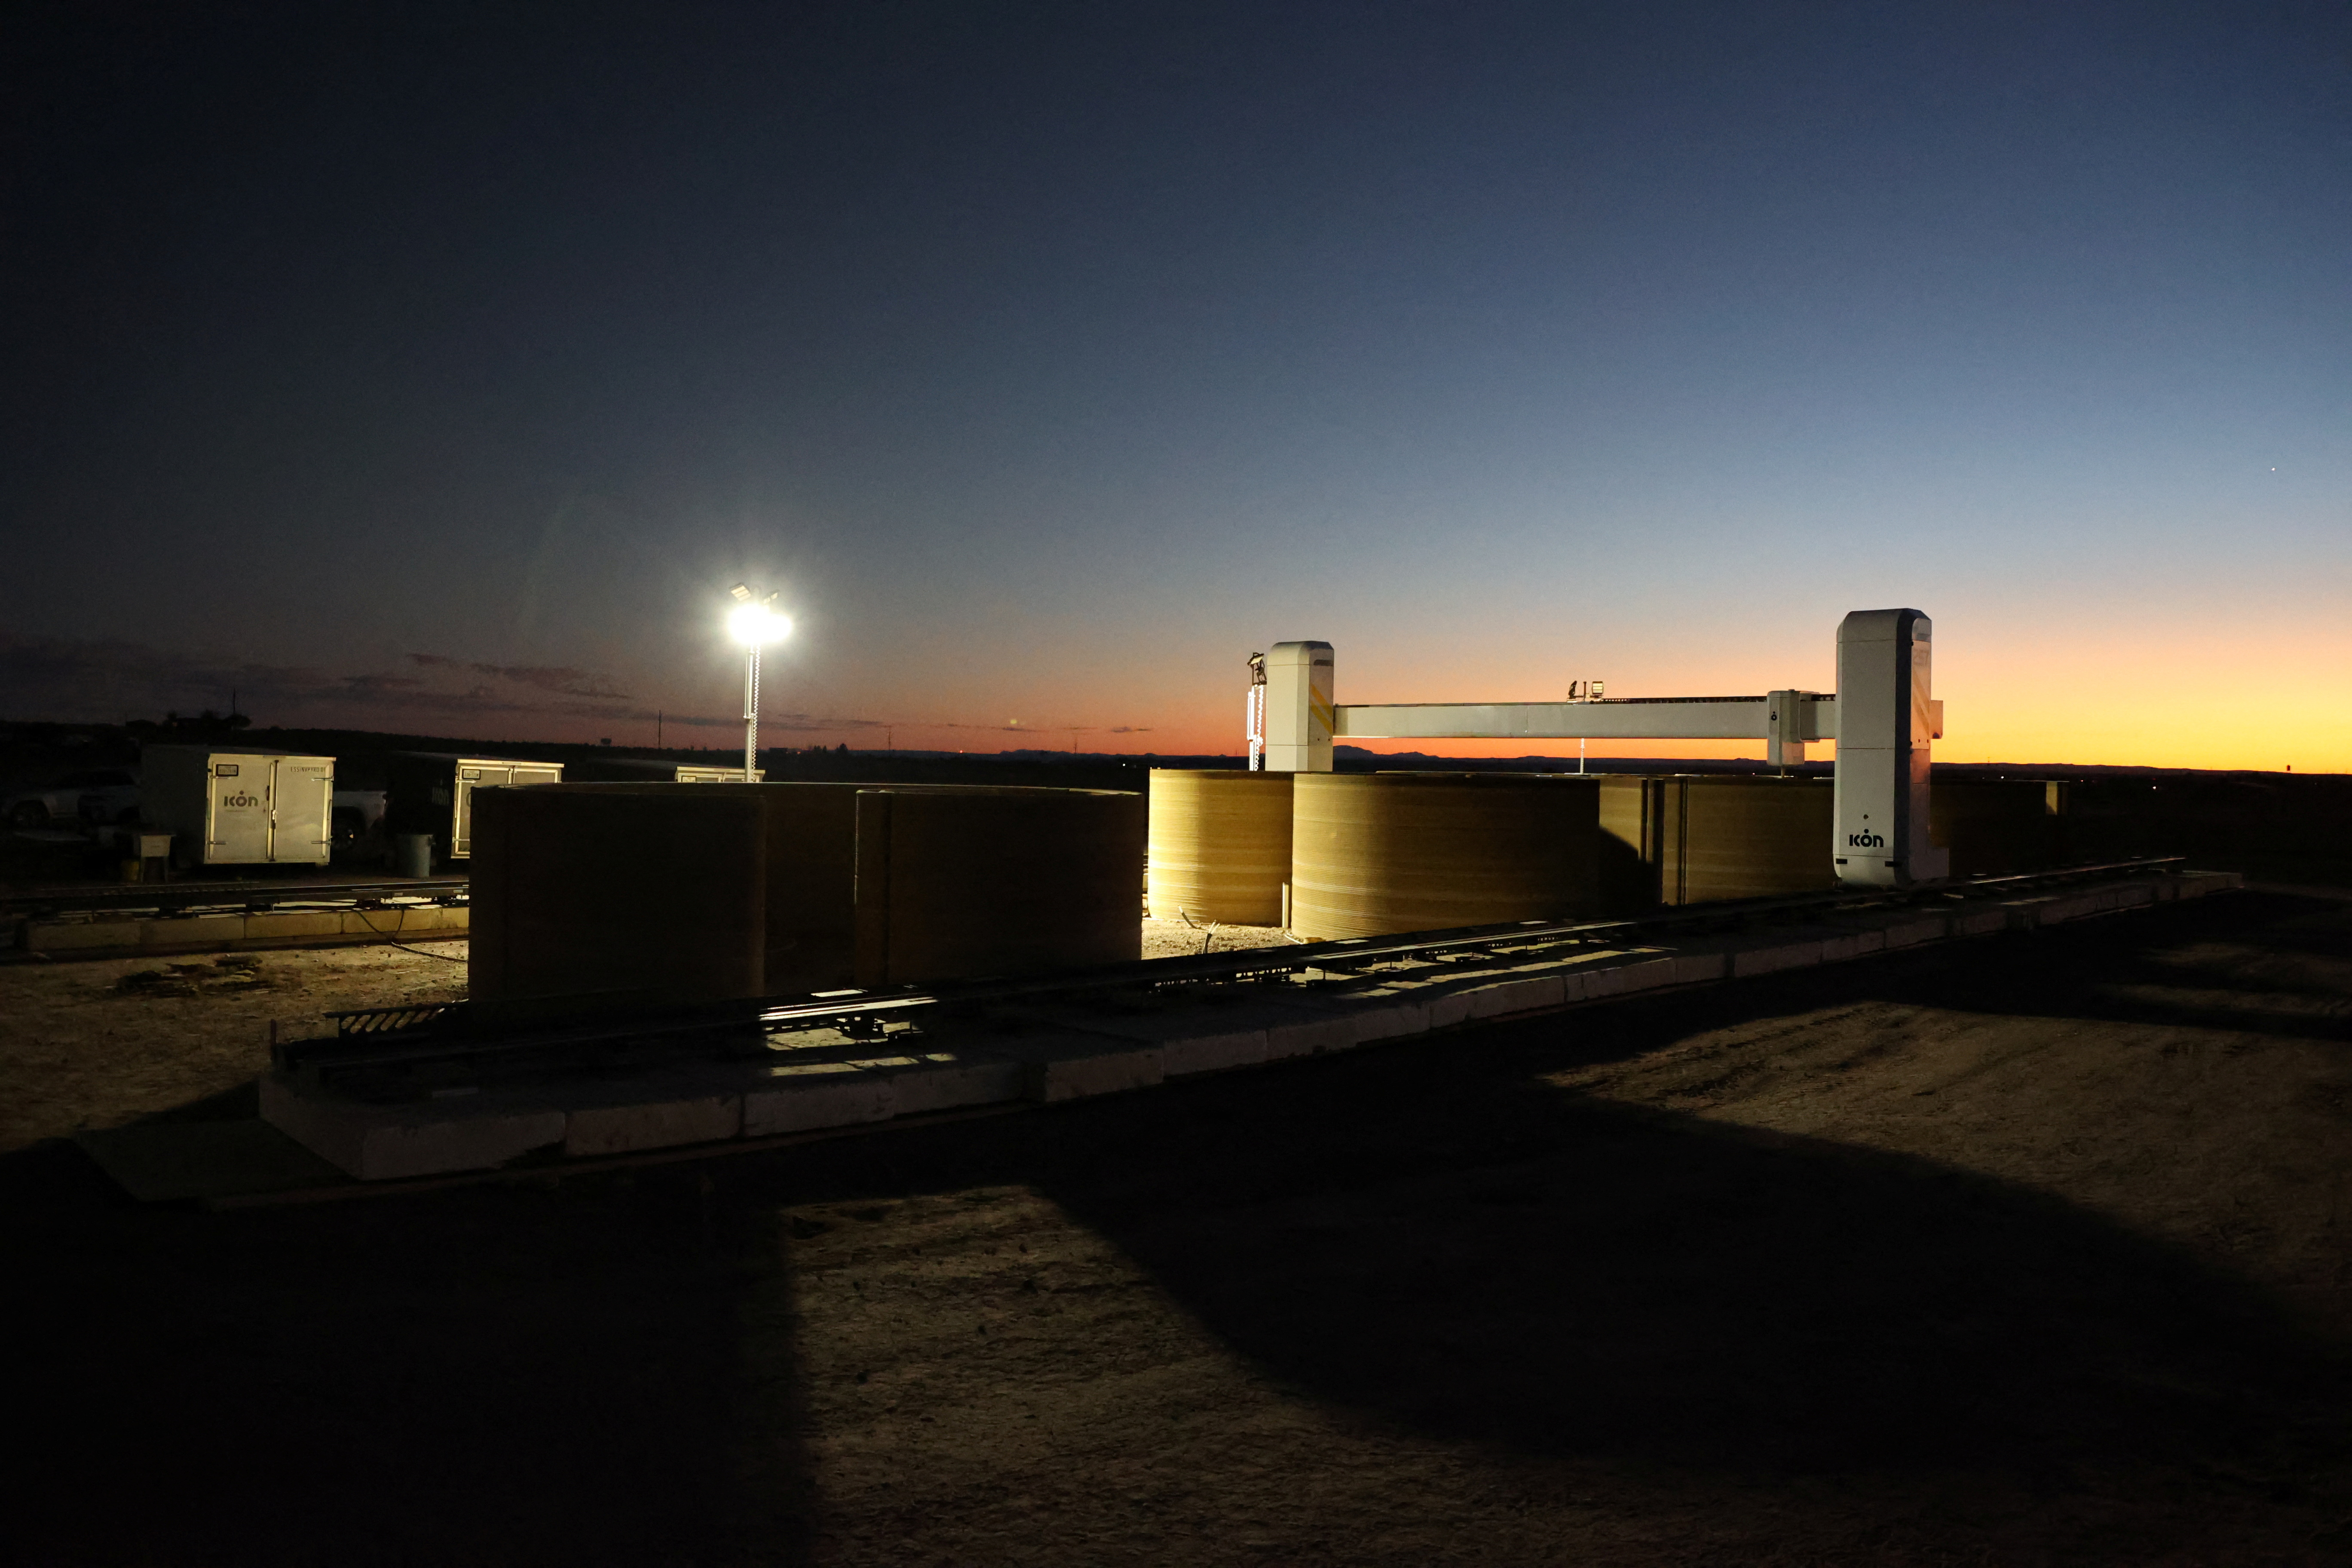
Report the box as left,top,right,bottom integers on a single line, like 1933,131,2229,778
1139,916,1295,961
1,924,1289,1152
7,890,2352,1565
0,940,470,1152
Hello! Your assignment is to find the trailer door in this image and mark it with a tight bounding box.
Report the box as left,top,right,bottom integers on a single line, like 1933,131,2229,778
270,758,334,864
450,765,491,858
207,756,272,864
451,762,561,858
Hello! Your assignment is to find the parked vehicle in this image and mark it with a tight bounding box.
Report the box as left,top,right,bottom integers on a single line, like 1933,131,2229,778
331,788,388,853
5,768,139,828
140,746,334,867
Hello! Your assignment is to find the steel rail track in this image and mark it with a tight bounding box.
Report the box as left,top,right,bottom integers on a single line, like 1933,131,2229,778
279,857,2188,1085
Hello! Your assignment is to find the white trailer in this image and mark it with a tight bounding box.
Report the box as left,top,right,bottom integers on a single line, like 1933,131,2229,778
1248,607,1949,889
384,753,565,860
672,766,765,782
139,745,335,868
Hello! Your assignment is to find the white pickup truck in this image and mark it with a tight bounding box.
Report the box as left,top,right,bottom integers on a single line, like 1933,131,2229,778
5,768,141,828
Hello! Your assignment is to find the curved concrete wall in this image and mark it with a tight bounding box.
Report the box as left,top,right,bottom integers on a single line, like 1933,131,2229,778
1289,772,1600,940
1146,769,1294,926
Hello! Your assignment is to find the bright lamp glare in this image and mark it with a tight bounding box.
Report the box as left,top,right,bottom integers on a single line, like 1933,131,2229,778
728,603,790,646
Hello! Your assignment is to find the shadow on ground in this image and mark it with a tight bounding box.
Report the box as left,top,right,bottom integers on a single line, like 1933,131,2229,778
7,891,2349,1562
4,1140,813,1566
767,983,2349,1494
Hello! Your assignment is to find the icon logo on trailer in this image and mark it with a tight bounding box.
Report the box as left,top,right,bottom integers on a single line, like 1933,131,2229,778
222,791,261,809
1847,830,1886,849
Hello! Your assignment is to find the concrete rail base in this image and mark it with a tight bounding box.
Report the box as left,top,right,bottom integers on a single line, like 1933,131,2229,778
18,901,466,960
262,871,2241,1182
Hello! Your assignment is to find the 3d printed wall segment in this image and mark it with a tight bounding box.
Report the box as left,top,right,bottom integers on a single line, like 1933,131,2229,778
1146,769,1295,925
1289,772,1602,941
469,784,767,1017
480,780,861,998
853,786,1146,986
472,781,1146,1012
1597,775,1838,909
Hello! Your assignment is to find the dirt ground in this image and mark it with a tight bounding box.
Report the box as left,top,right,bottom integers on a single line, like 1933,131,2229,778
0,939,470,1152
1139,916,1295,961
0,922,1287,1152
7,890,2352,1565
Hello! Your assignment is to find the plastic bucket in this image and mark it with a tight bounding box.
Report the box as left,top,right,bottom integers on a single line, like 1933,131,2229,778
392,833,434,878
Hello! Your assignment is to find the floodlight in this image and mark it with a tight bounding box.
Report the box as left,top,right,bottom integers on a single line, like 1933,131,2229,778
728,601,791,646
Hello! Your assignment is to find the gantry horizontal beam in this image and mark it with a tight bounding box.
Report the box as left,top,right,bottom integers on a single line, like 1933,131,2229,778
1331,694,1838,742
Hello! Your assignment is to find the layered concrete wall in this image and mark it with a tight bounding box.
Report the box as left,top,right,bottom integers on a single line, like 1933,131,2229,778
1596,775,2079,910
854,787,1146,985
470,786,766,1013
1290,773,1601,940
1598,775,1839,909
1145,769,1294,925
470,781,1145,1007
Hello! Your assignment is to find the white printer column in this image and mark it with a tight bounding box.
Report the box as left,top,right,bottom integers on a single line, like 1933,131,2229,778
1261,641,1335,773
1833,609,1947,887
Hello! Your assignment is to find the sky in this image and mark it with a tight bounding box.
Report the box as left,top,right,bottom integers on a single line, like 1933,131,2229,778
5,1,2348,769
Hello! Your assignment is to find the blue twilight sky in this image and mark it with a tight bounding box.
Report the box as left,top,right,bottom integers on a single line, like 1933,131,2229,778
5,2,2348,765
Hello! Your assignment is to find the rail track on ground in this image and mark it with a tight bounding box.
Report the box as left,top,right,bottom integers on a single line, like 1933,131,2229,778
282,857,2190,1089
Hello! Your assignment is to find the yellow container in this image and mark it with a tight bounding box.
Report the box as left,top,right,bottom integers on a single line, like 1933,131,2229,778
1146,769,1294,925
1289,772,1600,940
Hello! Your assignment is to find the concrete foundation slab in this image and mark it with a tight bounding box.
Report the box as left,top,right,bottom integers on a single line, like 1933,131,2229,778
260,1075,566,1182
849,1050,1027,1114
1880,915,1948,946
1020,1003,1272,1077
565,1092,743,1158
1329,995,1433,1045
996,1031,1166,1102
1612,956,1681,994
1259,991,1409,1054
244,911,345,941
1672,951,1730,984
24,903,469,960
1733,940,1824,977
1464,971,1567,1018
742,1063,896,1137
144,915,244,950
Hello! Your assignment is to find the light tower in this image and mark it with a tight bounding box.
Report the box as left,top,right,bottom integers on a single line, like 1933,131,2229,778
726,583,792,779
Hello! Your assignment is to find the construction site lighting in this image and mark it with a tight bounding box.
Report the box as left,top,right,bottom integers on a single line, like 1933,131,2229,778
728,601,791,646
